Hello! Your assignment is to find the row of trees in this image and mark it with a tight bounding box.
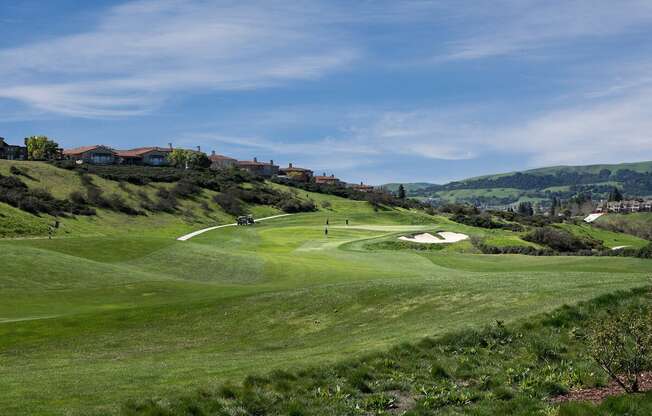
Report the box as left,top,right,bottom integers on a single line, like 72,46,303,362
166,148,211,169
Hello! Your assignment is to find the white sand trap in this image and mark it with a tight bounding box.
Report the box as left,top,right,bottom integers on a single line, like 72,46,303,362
399,231,469,244
584,213,604,223
611,245,630,251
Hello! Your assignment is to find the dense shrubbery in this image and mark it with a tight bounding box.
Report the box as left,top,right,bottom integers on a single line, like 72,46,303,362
9,165,35,180
472,237,553,256
79,174,144,216
437,203,479,215
598,244,652,259
53,160,185,184
48,163,318,216
54,162,258,189
452,213,523,231
493,210,561,227
212,192,247,216
0,173,93,216
273,177,417,209
365,239,447,252
212,185,317,216
277,198,316,213
524,227,603,252
121,289,652,416
594,215,652,241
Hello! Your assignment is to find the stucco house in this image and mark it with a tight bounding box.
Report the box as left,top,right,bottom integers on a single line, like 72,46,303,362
351,181,375,193
209,151,238,170
0,137,28,160
279,163,313,182
116,147,172,166
63,145,117,165
237,157,279,177
314,173,342,186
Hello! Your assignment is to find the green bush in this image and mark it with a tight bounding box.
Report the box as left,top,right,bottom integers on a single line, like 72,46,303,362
587,304,652,393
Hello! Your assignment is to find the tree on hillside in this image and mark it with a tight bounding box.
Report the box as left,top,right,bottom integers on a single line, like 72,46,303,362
550,196,561,217
24,136,59,160
397,184,406,199
517,201,534,216
167,149,210,169
609,187,624,202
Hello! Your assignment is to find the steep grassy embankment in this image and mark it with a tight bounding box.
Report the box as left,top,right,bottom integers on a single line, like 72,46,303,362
2,161,652,415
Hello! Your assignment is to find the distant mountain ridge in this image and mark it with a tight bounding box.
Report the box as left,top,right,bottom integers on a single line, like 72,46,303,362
385,160,652,206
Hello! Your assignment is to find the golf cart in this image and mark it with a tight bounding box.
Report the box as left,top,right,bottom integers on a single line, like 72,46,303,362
237,215,255,226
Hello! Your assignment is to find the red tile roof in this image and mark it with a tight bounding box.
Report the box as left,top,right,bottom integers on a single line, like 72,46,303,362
280,166,312,173
238,160,276,166
63,145,113,156
115,147,172,157
209,154,237,162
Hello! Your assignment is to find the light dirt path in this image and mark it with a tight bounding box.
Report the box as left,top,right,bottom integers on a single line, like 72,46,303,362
176,214,292,241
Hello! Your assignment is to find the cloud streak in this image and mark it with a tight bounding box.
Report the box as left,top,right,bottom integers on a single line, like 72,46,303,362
186,80,652,176
0,0,358,117
438,0,652,61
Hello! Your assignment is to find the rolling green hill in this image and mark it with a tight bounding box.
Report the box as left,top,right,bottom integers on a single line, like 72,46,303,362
1,160,651,415
387,160,652,205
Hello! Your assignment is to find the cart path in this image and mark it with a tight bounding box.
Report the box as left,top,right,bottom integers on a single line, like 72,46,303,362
176,214,293,241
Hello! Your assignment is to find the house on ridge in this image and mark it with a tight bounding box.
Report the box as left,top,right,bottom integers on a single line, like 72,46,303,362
209,151,238,170
116,146,172,166
237,157,279,178
0,137,28,160
314,173,341,186
63,145,116,165
351,181,375,193
279,163,313,182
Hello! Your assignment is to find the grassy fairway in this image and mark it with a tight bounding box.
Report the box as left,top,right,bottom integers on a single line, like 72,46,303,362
2,196,652,415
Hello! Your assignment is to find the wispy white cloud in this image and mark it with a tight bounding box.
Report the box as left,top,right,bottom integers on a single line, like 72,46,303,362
0,0,358,117
185,78,652,174
493,88,652,166
439,0,652,61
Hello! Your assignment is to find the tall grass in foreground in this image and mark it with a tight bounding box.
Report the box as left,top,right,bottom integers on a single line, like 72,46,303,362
122,287,651,416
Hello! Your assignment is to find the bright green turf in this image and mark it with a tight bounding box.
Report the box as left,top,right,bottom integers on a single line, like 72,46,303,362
557,222,650,249
2,162,652,415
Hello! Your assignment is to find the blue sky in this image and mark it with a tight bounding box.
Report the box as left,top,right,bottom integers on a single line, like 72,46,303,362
1,0,652,184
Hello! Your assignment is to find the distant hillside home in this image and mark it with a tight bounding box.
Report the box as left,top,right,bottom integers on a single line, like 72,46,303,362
116,147,172,166
209,151,238,170
63,145,116,165
279,163,313,182
351,181,375,193
0,137,28,160
599,199,652,213
237,157,279,178
314,173,342,186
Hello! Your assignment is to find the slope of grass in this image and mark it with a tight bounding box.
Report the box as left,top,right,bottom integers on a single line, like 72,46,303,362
2,161,652,415
122,288,652,416
594,213,652,241
557,223,649,249
0,202,51,237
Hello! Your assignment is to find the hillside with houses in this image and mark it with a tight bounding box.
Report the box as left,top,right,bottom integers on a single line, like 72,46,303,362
1,135,378,193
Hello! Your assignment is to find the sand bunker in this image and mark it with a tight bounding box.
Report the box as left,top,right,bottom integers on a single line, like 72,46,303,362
399,232,469,244
584,213,604,223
